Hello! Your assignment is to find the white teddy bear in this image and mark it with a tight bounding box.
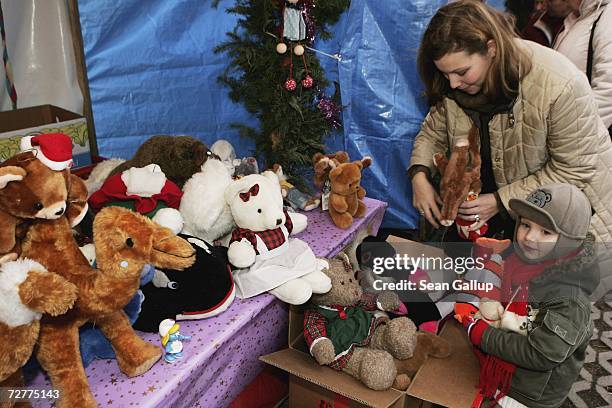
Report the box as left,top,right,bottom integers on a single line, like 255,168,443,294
225,171,331,304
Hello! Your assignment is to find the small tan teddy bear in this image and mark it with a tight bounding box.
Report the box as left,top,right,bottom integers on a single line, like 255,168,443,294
304,253,416,390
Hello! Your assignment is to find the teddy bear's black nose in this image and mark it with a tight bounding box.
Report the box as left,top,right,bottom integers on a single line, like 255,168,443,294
276,218,282,226
55,208,65,216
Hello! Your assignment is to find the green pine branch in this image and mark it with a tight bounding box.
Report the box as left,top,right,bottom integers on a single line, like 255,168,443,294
215,0,350,185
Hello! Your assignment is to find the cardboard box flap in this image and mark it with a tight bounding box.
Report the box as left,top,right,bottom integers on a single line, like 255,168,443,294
261,348,404,408
407,320,480,408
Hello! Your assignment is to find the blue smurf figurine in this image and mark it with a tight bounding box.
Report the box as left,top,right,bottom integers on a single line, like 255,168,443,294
159,319,191,363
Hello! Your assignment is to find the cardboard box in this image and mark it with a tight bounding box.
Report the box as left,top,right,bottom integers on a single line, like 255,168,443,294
261,307,480,407
0,104,92,168
260,238,481,408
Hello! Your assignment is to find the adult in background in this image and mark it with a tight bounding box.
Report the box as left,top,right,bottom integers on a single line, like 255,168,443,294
553,0,612,136
522,0,572,47
408,0,612,258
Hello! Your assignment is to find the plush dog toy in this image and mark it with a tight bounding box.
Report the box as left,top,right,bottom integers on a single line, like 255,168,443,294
20,206,195,408
0,254,77,404
304,254,417,390
225,171,331,305
108,135,212,188
328,157,371,229
433,124,487,240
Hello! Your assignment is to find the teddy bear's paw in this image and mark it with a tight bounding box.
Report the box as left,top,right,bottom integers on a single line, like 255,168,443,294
359,349,396,390
298,270,332,294
269,279,312,305
311,338,336,365
227,239,256,269
376,291,401,311
385,317,418,360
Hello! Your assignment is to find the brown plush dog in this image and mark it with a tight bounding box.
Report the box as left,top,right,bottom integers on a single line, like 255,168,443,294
0,253,77,408
328,157,372,229
0,152,85,255
433,124,481,227
392,331,452,390
304,254,416,390
312,151,349,189
21,206,195,408
108,135,211,188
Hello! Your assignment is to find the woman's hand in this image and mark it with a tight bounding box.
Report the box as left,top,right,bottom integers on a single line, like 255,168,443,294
411,172,442,228
457,193,499,231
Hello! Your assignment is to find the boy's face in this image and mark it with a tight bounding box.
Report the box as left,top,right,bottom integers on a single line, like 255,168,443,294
516,218,560,260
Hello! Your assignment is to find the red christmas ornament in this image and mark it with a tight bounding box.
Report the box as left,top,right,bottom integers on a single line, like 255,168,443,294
284,78,297,91
301,75,314,88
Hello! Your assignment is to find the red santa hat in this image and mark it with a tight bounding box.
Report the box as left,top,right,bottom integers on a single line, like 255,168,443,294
20,133,74,171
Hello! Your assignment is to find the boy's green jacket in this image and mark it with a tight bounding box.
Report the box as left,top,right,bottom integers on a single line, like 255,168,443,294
480,235,600,408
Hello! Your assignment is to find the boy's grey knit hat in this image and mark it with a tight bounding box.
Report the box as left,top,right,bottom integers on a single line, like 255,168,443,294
509,183,591,239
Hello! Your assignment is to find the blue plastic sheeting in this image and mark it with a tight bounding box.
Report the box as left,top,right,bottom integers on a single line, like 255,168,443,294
78,0,507,229
78,0,259,160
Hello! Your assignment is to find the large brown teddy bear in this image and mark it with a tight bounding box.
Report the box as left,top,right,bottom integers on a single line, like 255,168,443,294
0,152,87,255
108,135,212,188
0,253,77,408
20,206,195,408
304,254,416,390
392,331,452,390
312,151,350,189
328,157,371,229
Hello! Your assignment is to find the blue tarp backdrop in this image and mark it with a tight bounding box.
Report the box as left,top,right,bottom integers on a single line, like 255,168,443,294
77,0,505,229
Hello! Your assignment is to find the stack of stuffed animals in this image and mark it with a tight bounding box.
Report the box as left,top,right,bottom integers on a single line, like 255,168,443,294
1,132,428,407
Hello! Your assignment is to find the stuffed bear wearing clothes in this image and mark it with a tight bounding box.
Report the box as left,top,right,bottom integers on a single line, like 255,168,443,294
328,157,371,229
0,151,88,255
226,172,331,305
0,254,77,404
304,254,418,391
108,135,212,188
20,206,195,408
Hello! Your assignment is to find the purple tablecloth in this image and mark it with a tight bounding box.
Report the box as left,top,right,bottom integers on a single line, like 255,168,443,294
28,198,387,408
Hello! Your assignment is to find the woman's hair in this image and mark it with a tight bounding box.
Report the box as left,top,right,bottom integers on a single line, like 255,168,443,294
418,0,532,106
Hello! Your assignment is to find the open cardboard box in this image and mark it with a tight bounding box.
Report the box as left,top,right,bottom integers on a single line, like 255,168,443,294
261,237,481,408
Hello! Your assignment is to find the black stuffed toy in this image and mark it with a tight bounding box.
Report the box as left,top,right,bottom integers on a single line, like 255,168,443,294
134,235,235,332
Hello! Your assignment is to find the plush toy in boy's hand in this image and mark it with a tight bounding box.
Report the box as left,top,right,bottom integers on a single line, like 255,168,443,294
225,172,330,305
305,254,417,391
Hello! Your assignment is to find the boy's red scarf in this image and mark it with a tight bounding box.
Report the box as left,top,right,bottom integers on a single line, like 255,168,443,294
472,253,563,407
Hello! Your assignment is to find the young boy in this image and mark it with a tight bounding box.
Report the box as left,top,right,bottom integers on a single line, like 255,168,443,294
463,183,599,408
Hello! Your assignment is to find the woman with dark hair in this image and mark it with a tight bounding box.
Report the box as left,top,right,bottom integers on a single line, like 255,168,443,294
409,0,612,247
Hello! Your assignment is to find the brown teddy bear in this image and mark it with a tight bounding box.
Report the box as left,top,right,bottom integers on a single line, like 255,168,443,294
0,253,78,407
108,135,212,188
312,151,349,189
392,331,452,390
304,254,416,390
20,206,195,408
328,157,372,229
0,152,87,255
